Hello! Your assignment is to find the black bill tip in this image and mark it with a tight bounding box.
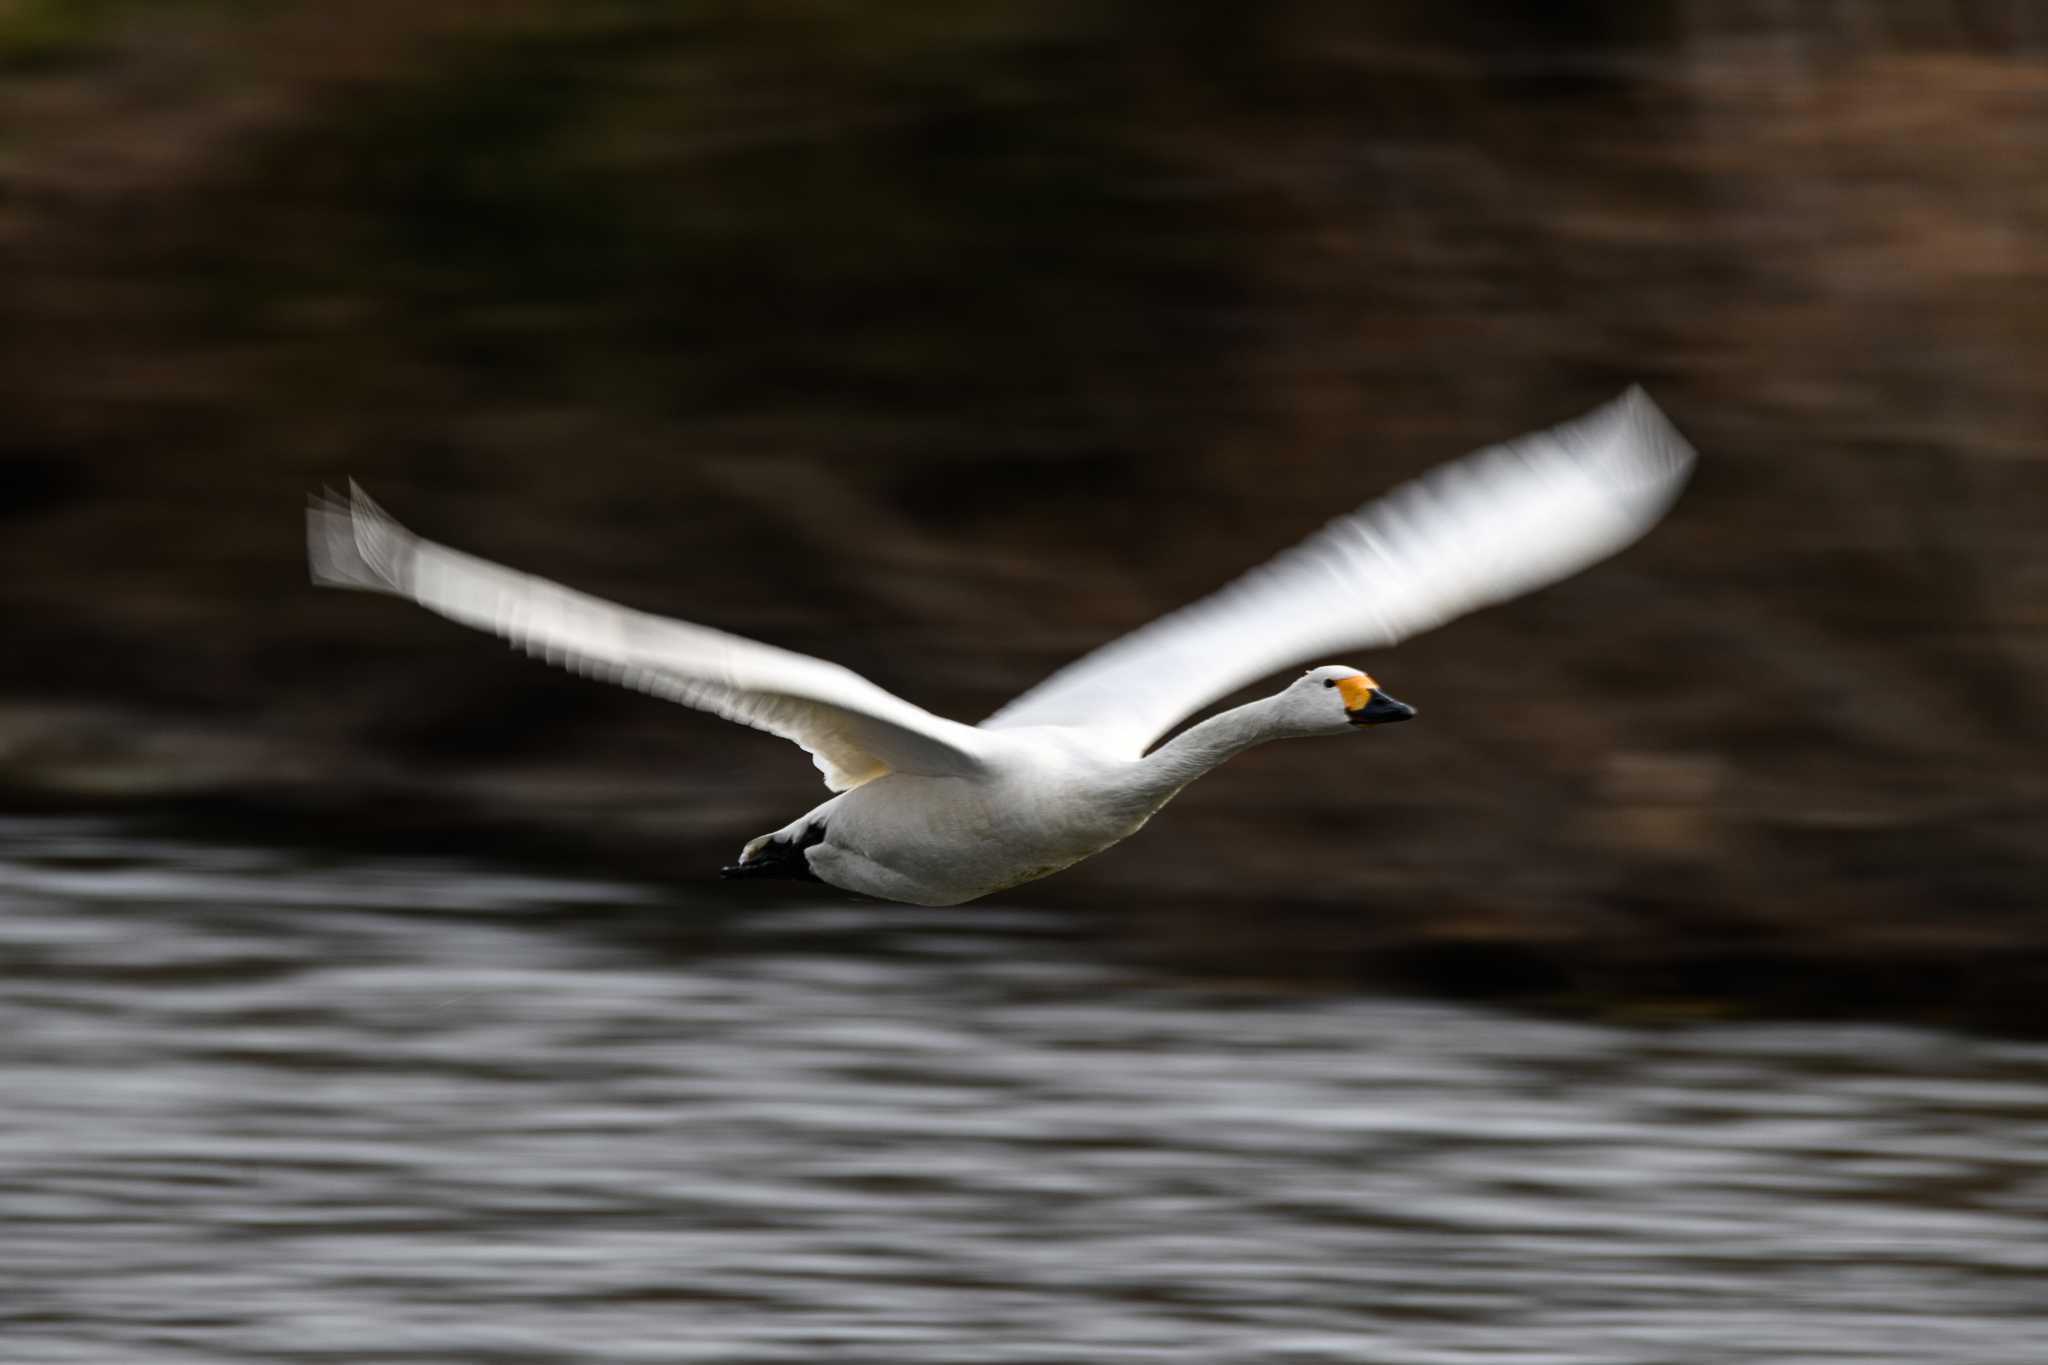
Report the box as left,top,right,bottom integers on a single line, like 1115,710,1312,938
1350,690,1416,726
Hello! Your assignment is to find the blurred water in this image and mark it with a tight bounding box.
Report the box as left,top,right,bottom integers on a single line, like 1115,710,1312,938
2,819,2045,1364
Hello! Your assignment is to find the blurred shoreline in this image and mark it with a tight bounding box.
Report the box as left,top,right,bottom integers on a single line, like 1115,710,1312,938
4,738,2041,1041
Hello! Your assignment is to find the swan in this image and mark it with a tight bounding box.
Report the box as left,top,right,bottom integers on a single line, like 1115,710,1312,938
307,387,1693,906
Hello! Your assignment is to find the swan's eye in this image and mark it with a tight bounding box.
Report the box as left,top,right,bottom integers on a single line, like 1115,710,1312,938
1323,678,1336,689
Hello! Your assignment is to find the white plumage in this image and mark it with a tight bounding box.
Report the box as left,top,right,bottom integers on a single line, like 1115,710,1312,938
308,387,1694,905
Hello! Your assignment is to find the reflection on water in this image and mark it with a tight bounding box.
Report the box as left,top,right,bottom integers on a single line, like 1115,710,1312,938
3,818,2045,1363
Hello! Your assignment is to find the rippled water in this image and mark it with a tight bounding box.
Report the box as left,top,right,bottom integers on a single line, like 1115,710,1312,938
3,819,2046,1363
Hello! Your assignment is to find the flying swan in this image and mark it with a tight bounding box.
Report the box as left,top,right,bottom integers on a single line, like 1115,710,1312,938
308,388,1693,906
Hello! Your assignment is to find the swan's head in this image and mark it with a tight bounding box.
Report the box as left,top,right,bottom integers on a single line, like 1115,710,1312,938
1289,664,1416,733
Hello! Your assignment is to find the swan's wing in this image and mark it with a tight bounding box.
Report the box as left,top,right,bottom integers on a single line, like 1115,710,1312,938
984,387,1695,754
307,484,986,792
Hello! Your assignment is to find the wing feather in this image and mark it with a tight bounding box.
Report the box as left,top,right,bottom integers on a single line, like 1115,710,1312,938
308,484,985,791
983,387,1695,753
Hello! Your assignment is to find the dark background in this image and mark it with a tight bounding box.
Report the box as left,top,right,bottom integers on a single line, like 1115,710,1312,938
2,0,2043,1026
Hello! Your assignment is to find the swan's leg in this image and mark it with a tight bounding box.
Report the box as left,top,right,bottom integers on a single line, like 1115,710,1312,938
719,821,827,882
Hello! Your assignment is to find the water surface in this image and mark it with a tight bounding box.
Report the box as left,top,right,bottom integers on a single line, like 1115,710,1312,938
3,819,2045,1363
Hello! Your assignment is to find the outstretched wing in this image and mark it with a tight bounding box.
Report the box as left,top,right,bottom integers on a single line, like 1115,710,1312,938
983,387,1695,754
308,484,986,792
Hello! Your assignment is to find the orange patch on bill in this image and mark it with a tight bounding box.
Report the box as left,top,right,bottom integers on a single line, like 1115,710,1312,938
1336,675,1378,711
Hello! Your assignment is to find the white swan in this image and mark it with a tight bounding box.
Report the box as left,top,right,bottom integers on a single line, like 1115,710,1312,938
308,387,1693,906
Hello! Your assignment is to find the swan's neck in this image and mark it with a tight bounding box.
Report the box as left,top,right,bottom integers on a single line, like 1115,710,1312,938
1113,697,1288,814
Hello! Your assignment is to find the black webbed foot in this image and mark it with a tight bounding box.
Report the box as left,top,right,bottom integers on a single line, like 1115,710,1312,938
719,822,827,883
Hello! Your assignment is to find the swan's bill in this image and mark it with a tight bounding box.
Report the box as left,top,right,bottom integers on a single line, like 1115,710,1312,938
1332,674,1415,726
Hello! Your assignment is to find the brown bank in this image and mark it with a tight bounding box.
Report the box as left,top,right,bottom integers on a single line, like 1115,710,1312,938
0,2,2042,1031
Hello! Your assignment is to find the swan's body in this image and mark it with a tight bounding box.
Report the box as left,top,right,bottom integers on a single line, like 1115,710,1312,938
732,693,1351,905
308,388,1694,905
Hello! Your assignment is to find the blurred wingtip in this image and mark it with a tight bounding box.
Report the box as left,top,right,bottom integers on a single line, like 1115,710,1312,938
341,481,420,593
305,478,398,593
1585,382,1697,497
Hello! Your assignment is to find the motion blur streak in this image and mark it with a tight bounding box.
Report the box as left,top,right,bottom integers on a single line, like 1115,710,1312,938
4,821,2046,1363
3,5,2046,1358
